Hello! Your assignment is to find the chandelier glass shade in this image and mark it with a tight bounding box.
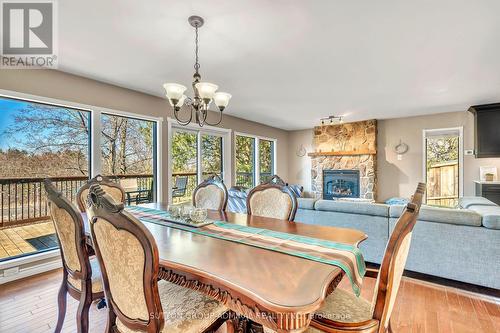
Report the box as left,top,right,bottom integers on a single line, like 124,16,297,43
163,16,231,127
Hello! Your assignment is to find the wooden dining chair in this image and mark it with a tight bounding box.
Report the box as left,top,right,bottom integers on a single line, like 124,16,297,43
192,174,228,211
247,175,298,221
85,184,233,333
76,174,126,212
270,183,425,333
44,179,105,333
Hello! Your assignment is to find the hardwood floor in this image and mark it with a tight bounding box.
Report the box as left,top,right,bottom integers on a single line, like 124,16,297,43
0,268,498,333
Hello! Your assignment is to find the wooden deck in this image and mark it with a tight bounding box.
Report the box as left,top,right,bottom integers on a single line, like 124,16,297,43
0,221,55,260
0,268,498,333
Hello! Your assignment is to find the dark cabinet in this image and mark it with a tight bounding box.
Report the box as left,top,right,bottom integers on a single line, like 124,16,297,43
475,182,500,205
468,103,500,158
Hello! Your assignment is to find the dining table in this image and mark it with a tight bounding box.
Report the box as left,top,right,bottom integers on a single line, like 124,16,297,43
82,202,367,333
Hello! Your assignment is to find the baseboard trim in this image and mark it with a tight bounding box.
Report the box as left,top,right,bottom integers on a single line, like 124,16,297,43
0,250,62,284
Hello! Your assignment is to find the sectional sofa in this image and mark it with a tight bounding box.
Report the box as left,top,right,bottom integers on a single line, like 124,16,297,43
294,197,500,290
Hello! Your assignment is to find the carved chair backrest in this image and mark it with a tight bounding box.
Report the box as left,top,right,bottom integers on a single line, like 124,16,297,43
192,174,228,211
371,183,425,332
44,179,91,285
267,174,287,186
76,174,126,212
86,185,164,333
247,175,298,221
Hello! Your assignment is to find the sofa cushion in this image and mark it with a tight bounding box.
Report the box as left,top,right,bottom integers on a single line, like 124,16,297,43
314,200,389,217
389,205,482,227
288,184,304,198
388,218,500,290
459,196,498,209
297,198,317,210
295,209,388,264
466,205,500,229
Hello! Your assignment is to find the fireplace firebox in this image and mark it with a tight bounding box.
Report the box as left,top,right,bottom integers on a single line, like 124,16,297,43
323,170,360,200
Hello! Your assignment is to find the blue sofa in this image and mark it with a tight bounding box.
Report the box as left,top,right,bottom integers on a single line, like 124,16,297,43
294,197,500,290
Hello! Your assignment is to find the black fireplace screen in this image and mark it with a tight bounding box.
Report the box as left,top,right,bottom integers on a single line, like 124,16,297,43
323,170,360,199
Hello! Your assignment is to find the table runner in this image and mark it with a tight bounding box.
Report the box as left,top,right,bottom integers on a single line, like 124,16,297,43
126,205,366,295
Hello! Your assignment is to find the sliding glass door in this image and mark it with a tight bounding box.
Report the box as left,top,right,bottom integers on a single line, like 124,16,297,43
259,139,275,184
235,134,276,188
169,125,227,204
235,135,255,188
202,134,223,178
171,129,198,204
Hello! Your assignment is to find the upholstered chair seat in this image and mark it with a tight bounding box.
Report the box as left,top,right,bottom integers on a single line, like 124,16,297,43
263,288,372,333
115,280,228,333
262,183,426,333
45,179,106,333
86,184,232,333
66,257,104,293
314,289,372,323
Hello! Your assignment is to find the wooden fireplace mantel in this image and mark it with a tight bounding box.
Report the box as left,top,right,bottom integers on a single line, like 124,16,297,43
307,150,377,157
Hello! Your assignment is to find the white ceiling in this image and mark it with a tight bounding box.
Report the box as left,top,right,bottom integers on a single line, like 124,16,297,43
58,0,500,130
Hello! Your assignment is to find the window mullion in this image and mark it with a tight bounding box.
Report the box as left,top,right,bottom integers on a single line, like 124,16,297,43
90,110,102,177
197,131,202,184
255,137,260,186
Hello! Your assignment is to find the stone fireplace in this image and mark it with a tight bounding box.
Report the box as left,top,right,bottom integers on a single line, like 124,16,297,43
309,120,377,200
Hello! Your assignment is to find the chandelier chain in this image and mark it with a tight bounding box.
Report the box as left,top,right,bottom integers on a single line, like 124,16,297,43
194,25,200,73
165,16,229,127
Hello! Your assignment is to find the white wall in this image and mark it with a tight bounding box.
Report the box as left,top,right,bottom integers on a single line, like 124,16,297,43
288,112,500,201
0,69,290,200
287,129,313,194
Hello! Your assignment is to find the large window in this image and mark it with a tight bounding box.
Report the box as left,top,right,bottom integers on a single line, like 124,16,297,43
235,134,276,188
0,96,91,261
235,135,255,188
171,129,198,204
424,128,463,207
101,113,157,205
0,93,161,263
169,124,227,204
202,134,223,178
259,139,275,184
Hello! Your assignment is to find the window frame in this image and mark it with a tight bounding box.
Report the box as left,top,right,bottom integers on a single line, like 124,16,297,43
0,89,164,202
422,127,464,204
234,132,277,187
167,117,232,204
0,88,163,273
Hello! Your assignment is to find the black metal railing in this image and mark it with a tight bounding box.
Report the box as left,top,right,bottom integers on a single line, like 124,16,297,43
0,174,154,228
235,172,273,189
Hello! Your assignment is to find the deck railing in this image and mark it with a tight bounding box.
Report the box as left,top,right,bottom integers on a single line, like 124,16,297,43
0,174,153,228
235,172,273,189
1,171,275,228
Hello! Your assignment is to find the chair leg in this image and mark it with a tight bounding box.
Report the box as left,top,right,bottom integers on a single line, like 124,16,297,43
76,284,92,333
388,320,394,333
54,279,68,333
105,305,117,333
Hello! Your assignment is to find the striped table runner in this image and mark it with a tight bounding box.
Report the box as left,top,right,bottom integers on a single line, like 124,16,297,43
126,205,366,296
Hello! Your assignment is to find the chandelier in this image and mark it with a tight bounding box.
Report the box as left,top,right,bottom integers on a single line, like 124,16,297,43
163,16,231,127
